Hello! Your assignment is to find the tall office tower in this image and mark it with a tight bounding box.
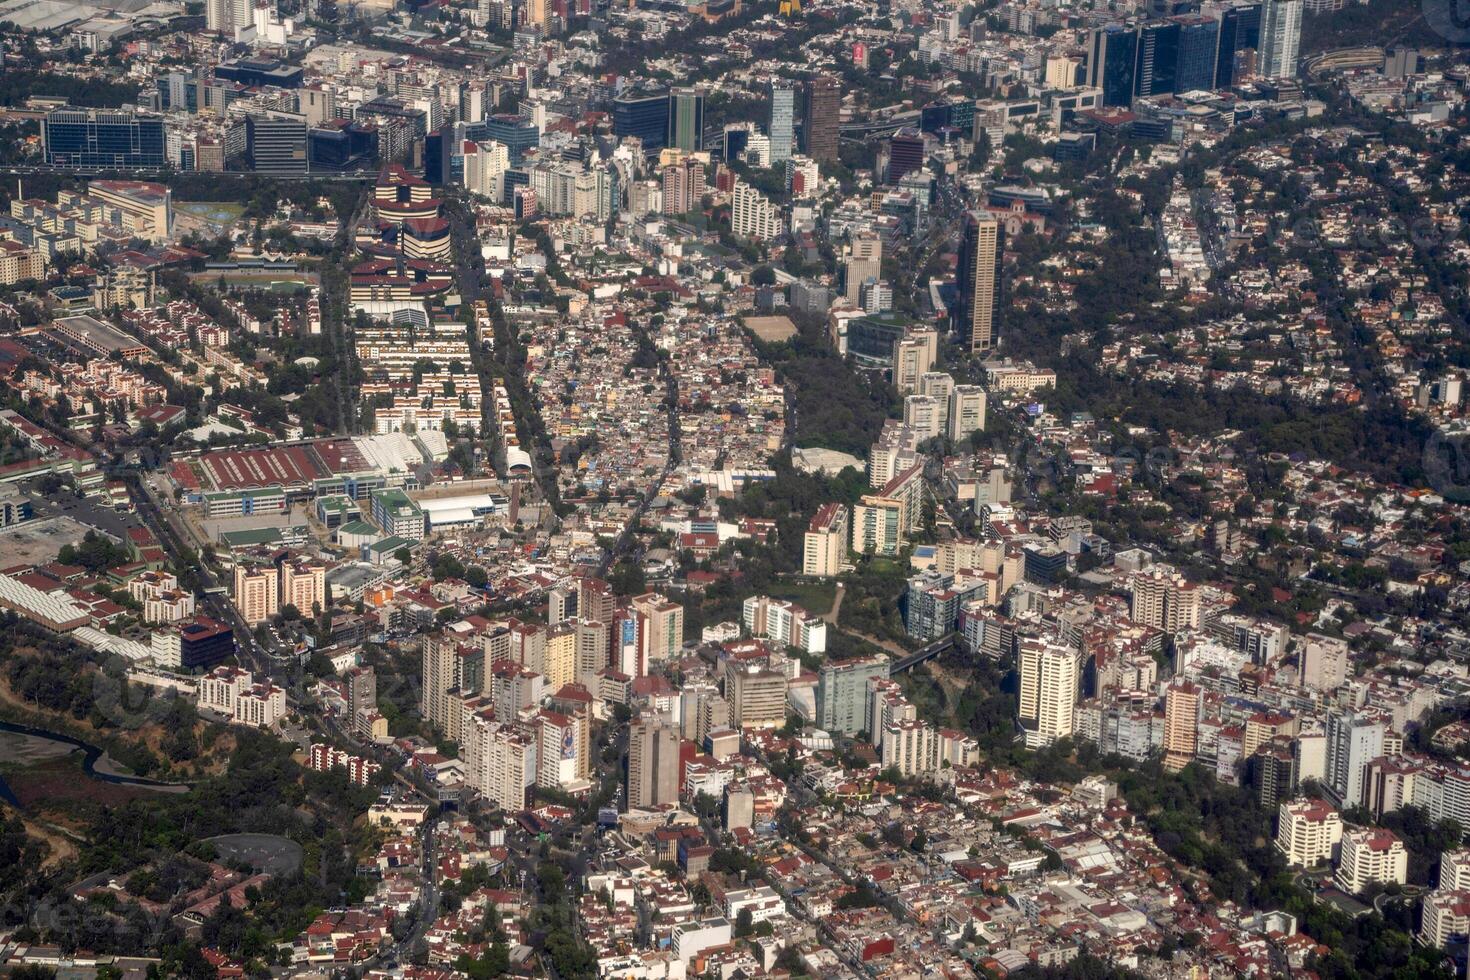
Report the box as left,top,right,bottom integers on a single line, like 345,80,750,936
892,339,931,394
1325,711,1385,809
769,83,795,162
42,108,168,169
844,231,883,304
420,632,456,735
574,618,610,687
887,127,926,183
919,372,953,430
1214,3,1262,87
957,212,1001,354
1017,639,1077,749
548,585,577,624
1174,16,1221,91
1088,24,1139,107
245,112,308,175
544,624,576,691
1258,0,1301,78
612,93,669,152
1135,22,1181,97
1129,569,1200,632
803,74,839,163
627,717,679,809
1249,739,1299,810
1161,680,1200,772
666,88,705,153
816,656,889,734
525,0,548,31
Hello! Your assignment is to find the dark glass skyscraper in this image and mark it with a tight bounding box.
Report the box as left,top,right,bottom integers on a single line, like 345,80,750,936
1089,25,1139,108
1215,3,1262,88
1135,22,1180,97
1175,16,1221,92
43,108,167,169
612,94,669,152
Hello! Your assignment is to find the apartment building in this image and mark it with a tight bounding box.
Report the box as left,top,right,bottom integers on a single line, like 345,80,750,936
742,595,827,654
1274,798,1342,867
1018,639,1077,749
803,503,848,577
1129,569,1200,632
1334,828,1407,895
233,564,279,624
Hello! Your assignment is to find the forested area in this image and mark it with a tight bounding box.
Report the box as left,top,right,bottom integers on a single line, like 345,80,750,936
750,313,899,456
0,70,140,109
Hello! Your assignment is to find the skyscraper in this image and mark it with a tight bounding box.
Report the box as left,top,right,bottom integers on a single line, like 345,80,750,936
525,0,548,31
1325,711,1384,809
957,211,1001,354
1088,24,1139,107
769,83,795,163
612,93,669,152
803,74,839,163
887,127,926,183
666,88,705,153
1135,22,1180,97
1258,0,1302,78
1174,16,1222,92
1017,639,1076,749
627,717,679,809
1161,680,1200,772
1215,3,1262,87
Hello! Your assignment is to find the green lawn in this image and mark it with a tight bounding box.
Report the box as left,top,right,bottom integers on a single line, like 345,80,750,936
766,580,837,616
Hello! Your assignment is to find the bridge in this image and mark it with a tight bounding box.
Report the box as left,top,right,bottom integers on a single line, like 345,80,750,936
888,633,956,674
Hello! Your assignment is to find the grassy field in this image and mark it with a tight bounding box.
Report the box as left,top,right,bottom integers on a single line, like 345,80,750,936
766,580,837,615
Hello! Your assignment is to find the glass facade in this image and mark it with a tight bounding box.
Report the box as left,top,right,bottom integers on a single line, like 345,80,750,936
1215,4,1261,88
1135,22,1180,97
769,84,794,162
1175,18,1221,92
1090,26,1139,108
44,109,167,169
484,114,539,164
612,94,669,152
666,88,704,152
